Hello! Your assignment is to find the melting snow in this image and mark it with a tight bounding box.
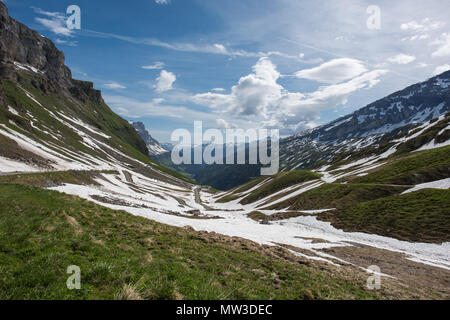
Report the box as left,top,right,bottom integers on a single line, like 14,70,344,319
402,178,450,194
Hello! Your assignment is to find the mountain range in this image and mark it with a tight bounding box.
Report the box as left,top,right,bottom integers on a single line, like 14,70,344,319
0,1,449,300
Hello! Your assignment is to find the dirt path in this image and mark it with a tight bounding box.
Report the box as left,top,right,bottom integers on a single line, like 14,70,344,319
194,187,217,211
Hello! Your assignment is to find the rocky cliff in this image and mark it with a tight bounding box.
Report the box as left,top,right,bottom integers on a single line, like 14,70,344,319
0,2,72,87
131,121,168,156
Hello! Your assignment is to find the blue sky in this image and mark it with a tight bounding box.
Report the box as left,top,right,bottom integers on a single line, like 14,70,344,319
4,0,450,142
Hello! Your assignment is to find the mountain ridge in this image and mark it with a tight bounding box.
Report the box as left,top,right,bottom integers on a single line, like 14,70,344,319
130,121,168,156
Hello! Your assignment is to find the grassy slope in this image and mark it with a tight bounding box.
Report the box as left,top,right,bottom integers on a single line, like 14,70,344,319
0,78,194,185
262,146,450,242
349,146,450,185
239,170,321,205
394,116,449,155
216,176,268,203
264,183,408,210
0,183,382,300
318,189,450,243
0,170,118,188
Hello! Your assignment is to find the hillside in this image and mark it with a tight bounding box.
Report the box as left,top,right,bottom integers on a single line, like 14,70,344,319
1,183,408,300
0,1,450,300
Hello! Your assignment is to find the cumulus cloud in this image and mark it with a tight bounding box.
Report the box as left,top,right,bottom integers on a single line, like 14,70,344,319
294,58,368,84
142,62,165,70
154,70,176,93
155,0,170,4
433,64,450,76
212,88,226,92
192,57,283,116
104,82,126,90
191,58,387,131
387,54,416,65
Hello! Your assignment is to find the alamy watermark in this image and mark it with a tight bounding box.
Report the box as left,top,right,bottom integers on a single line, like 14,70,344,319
67,265,81,290
171,121,280,176
366,265,381,290
66,5,81,30
366,5,381,30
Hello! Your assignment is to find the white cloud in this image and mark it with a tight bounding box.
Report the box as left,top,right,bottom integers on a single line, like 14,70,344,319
216,119,236,129
104,82,126,90
33,7,73,37
142,62,165,70
387,54,416,65
212,88,225,92
192,57,283,116
154,70,176,93
431,34,450,57
433,64,450,76
155,0,170,4
152,98,165,104
273,69,388,130
35,17,72,36
104,95,217,122
55,38,78,47
295,58,368,84
401,21,425,31
81,29,306,62
191,58,387,131
401,18,445,32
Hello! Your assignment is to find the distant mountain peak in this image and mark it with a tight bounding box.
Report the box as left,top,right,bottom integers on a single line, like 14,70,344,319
131,121,168,156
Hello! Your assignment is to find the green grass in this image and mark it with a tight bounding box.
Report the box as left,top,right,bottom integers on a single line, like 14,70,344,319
240,170,321,205
247,211,269,222
0,183,384,300
394,117,449,155
351,146,450,185
318,189,450,243
265,183,408,211
0,170,113,188
0,78,194,185
216,194,241,203
231,176,268,194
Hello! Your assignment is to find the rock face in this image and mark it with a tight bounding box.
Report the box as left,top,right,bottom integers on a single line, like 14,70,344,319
0,2,72,87
0,1,149,156
131,122,168,156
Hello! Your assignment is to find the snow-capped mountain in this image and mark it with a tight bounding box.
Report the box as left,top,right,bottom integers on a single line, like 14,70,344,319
280,71,450,170
130,121,168,156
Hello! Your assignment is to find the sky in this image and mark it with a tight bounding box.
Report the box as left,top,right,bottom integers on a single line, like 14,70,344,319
4,0,450,142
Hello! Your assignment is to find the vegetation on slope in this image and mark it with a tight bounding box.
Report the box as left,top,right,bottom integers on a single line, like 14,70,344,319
215,176,268,203
350,146,450,185
318,189,450,243
0,78,194,185
264,183,408,210
239,170,321,205
0,170,117,188
394,116,449,155
0,183,384,300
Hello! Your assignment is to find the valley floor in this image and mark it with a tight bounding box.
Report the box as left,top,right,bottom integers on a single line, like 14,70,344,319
2,165,447,298
0,182,448,299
